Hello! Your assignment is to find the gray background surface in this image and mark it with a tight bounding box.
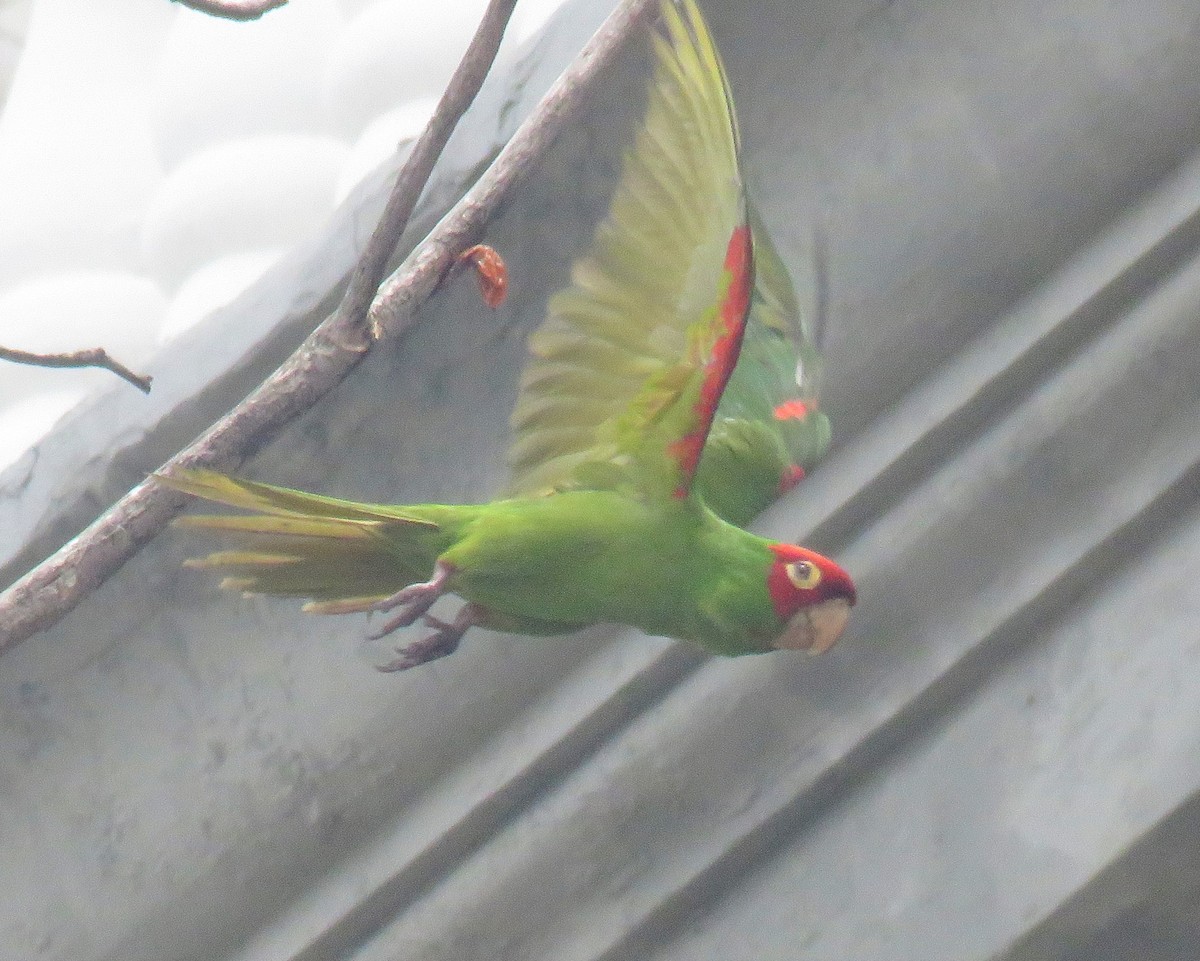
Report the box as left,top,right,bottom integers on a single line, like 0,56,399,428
3,0,1200,958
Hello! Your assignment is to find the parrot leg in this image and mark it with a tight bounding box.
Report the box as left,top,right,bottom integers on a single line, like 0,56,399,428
366,561,454,639
375,603,481,672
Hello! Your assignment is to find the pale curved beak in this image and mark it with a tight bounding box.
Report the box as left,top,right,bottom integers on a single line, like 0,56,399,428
774,597,852,655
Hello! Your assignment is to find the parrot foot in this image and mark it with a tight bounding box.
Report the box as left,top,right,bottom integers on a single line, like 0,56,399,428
375,603,481,672
366,561,454,639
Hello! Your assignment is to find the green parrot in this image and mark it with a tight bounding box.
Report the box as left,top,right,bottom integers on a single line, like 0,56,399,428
160,0,855,672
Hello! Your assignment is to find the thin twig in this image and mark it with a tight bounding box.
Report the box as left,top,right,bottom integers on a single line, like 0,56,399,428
370,0,658,336
328,0,521,355
0,0,656,654
0,0,516,649
0,345,152,393
172,0,288,21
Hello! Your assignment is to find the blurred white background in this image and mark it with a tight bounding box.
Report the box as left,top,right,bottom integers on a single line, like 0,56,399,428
0,0,567,471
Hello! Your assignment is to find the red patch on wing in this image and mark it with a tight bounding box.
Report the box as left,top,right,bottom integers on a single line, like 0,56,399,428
773,399,811,421
778,464,805,495
458,244,508,308
668,223,753,497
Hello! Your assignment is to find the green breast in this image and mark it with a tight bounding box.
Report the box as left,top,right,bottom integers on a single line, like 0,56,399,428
442,490,781,654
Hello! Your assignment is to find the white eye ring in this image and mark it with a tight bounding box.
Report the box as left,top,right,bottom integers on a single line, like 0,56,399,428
786,560,821,590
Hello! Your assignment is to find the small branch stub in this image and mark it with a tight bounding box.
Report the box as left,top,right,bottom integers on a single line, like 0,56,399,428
0,345,152,393
457,244,509,308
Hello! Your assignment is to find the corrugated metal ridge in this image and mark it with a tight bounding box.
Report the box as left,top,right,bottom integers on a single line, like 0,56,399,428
998,789,1200,960
772,146,1200,551
228,146,1200,961
586,446,1200,961
233,641,705,961
430,211,1200,961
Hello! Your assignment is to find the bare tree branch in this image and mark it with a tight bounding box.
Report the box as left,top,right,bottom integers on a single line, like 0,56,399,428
0,0,657,654
172,0,288,21
0,345,152,393
331,0,521,356
369,0,658,336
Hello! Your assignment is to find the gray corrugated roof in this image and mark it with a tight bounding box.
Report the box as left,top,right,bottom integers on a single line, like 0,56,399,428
3,0,1200,959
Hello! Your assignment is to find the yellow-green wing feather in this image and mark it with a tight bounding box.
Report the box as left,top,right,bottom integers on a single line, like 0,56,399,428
508,0,750,500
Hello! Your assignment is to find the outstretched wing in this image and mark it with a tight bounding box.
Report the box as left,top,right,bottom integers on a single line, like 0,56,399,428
508,0,750,501
694,204,833,527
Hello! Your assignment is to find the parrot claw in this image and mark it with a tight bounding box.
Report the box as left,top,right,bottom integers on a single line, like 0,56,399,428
375,603,481,672
366,561,453,639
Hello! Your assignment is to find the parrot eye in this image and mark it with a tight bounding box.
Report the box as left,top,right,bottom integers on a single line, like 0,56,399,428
786,559,821,591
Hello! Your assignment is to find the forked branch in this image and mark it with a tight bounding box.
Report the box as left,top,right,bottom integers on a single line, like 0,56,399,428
0,0,658,653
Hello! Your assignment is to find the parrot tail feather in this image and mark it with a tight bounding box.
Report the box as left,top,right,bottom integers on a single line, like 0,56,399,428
175,513,379,539
302,596,394,615
157,468,439,527
158,469,461,606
